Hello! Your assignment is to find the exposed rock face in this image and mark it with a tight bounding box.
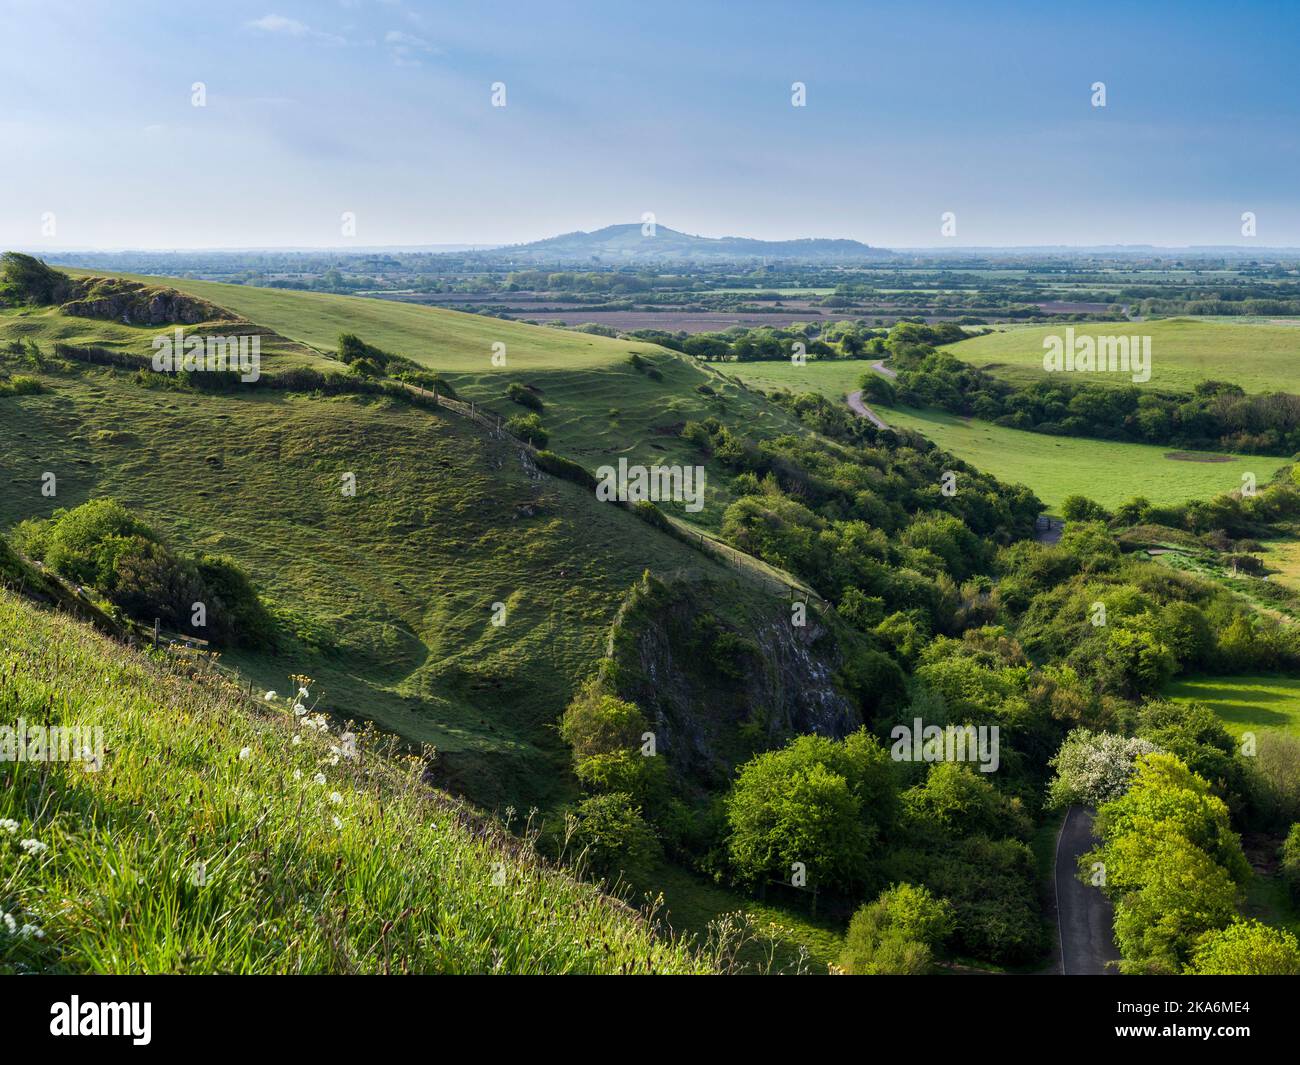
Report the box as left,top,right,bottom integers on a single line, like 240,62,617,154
600,574,860,789
59,277,236,325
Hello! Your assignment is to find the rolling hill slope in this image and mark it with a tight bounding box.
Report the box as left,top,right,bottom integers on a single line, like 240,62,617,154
65,270,810,526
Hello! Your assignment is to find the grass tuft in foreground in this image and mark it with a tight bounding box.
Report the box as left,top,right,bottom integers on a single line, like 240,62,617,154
0,589,712,974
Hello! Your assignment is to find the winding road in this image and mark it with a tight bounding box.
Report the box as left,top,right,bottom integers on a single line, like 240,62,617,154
845,360,897,429
1053,806,1120,975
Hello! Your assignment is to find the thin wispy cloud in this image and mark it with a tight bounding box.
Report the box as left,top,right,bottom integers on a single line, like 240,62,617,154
384,29,437,65
247,14,347,46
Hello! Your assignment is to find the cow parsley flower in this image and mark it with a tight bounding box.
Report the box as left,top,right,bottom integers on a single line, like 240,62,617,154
19,839,48,857
0,818,18,835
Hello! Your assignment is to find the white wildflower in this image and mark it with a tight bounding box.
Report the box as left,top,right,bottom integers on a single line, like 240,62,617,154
313,772,326,786
329,791,342,805
292,734,302,746
19,839,47,857
264,690,277,702
1,912,16,934
0,818,18,835
238,747,251,761
332,816,343,830
297,687,309,699
19,924,45,939
292,769,302,781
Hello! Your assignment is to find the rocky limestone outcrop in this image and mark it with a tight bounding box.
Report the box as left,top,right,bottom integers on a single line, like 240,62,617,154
599,574,861,789
59,277,237,325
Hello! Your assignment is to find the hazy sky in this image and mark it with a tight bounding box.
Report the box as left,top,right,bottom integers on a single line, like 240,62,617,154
4,0,1300,249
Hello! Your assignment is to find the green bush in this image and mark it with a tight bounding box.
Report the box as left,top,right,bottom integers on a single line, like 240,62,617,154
505,413,548,447
21,500,274,649
726,730,896,892
838,884,953,975
566,792,662,882
507,382,544,411
534,449,596,490
560,684,649,763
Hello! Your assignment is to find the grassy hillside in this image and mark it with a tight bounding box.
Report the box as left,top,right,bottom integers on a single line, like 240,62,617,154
0,348,776,808
66,271,806,527
0,586,710,974
724,359,1285,509
946,318,1300,394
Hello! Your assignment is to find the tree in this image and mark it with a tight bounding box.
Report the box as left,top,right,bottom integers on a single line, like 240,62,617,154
903,761,1030,839
1186,919,1300,976
725,731,895,892
1048,729,1160,809
1060,495,1111,523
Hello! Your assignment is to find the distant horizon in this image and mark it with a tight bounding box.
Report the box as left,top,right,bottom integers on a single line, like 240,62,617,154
5,2,1300,248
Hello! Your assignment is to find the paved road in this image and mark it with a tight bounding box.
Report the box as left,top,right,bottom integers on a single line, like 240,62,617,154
846,389,888,428
1055,806,1121,975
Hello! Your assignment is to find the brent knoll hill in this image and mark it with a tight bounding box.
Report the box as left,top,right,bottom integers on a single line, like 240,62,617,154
468,223,894,265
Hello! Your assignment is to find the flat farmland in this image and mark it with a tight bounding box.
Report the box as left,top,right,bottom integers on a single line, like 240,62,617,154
947,318,1300,394
725,358,1287,510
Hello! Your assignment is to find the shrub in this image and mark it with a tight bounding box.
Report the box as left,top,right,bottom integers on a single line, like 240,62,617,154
1060,495,1112,523
566,792,662,882
838,883,953,975
505,413,548,447
559,685,649,763
1245,734,1300,830
0,374,42,397
903,762,1031,840
506,382,543,411
533,449,596,490
42,499,156,586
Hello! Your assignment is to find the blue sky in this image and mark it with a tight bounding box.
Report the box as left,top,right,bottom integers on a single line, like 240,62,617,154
3,0,1300,249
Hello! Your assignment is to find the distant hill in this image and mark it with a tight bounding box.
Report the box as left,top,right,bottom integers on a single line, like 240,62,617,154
475,223,893,265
